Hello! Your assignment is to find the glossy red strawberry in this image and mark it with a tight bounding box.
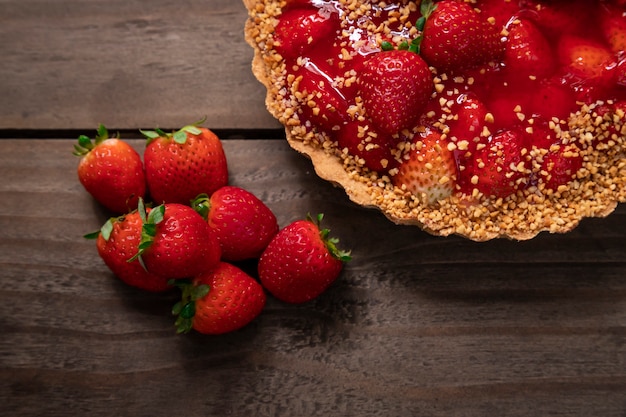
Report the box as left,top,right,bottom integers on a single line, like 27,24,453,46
420,0,504,73
132,200,221,280
519,0,589,39
475,0,522,28
445,93,490,153
93,212,171,292
392,127,457,205
74,124,146,214
600,2,626,54
293,64,350,133
503,18,556,80
557,35,618,103
273,6,340,60
358,49,432,134
539,145,584,192
258,214,351,304
142,123,228,205
459,129,531,199
172,262,266,335
193,187,279,262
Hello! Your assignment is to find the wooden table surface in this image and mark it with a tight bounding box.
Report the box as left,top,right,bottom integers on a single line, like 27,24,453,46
1,1,625,416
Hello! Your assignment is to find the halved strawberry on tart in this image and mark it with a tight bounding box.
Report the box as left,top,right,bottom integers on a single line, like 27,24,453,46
243,0,626,241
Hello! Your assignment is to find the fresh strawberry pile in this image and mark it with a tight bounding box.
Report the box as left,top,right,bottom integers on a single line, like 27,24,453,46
75,123,351,335
243,0,626,240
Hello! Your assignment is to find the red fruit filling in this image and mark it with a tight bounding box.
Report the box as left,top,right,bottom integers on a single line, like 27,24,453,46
267,0,625,205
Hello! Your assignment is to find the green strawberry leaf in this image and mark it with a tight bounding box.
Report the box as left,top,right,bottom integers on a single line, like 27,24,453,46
179,302,196,319
169,278,211,335
172,130,188,144
128,199,163,264
171,301,184,316
141,118,206,146
100,218,115,240
83,230,101,240
182,124,203,136
139,129,161,140
308,213,352,263
191,284,210,301
379,0,435,54
191,193,211,220
96,123,109,140
147,204,165,225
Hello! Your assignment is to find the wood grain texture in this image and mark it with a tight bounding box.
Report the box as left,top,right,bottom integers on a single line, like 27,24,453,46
1,139,625,417
0,0,281,131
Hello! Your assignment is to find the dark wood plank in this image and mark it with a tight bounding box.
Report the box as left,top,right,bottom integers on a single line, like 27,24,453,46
1,139,625,417
0,0,280,131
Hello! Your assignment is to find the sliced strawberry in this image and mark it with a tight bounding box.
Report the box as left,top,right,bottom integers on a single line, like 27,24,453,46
476,0,522,28
293,64,350,133
336,120,401,173
557,34,618,103
358,49,432,134
527,78,578,121
420,0,504,73
273,7,340,60
487,81,533,132
524,118,561,150
445,93,491,155
459,129,531,199
599,3,626,55
539,145,584,191
503,18,556,80
519,0,590,39
392,127,457,205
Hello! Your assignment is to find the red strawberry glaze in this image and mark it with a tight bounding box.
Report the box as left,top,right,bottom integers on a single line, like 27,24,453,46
270,0,625,202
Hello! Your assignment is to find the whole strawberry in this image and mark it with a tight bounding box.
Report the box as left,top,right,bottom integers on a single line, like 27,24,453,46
74,124,146,214
192,187,279,262
258,214,351,304
92,212,171,292
358,49,432,134
132,200,221,280
172,262,266,335
142,122,228,204
420,0,504,73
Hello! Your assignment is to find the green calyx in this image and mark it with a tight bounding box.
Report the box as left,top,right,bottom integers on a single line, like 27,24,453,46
190,193,211,221
140,117,207,145
83,216,118,240
72,124,116,156
128,198,165,268
381,0,436,54
308,213,352,263
170,279,210,334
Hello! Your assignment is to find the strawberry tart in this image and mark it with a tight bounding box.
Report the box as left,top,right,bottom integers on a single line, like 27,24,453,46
243,0,626,240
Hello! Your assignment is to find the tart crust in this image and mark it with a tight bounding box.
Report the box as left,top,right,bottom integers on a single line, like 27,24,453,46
243,0,626,241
